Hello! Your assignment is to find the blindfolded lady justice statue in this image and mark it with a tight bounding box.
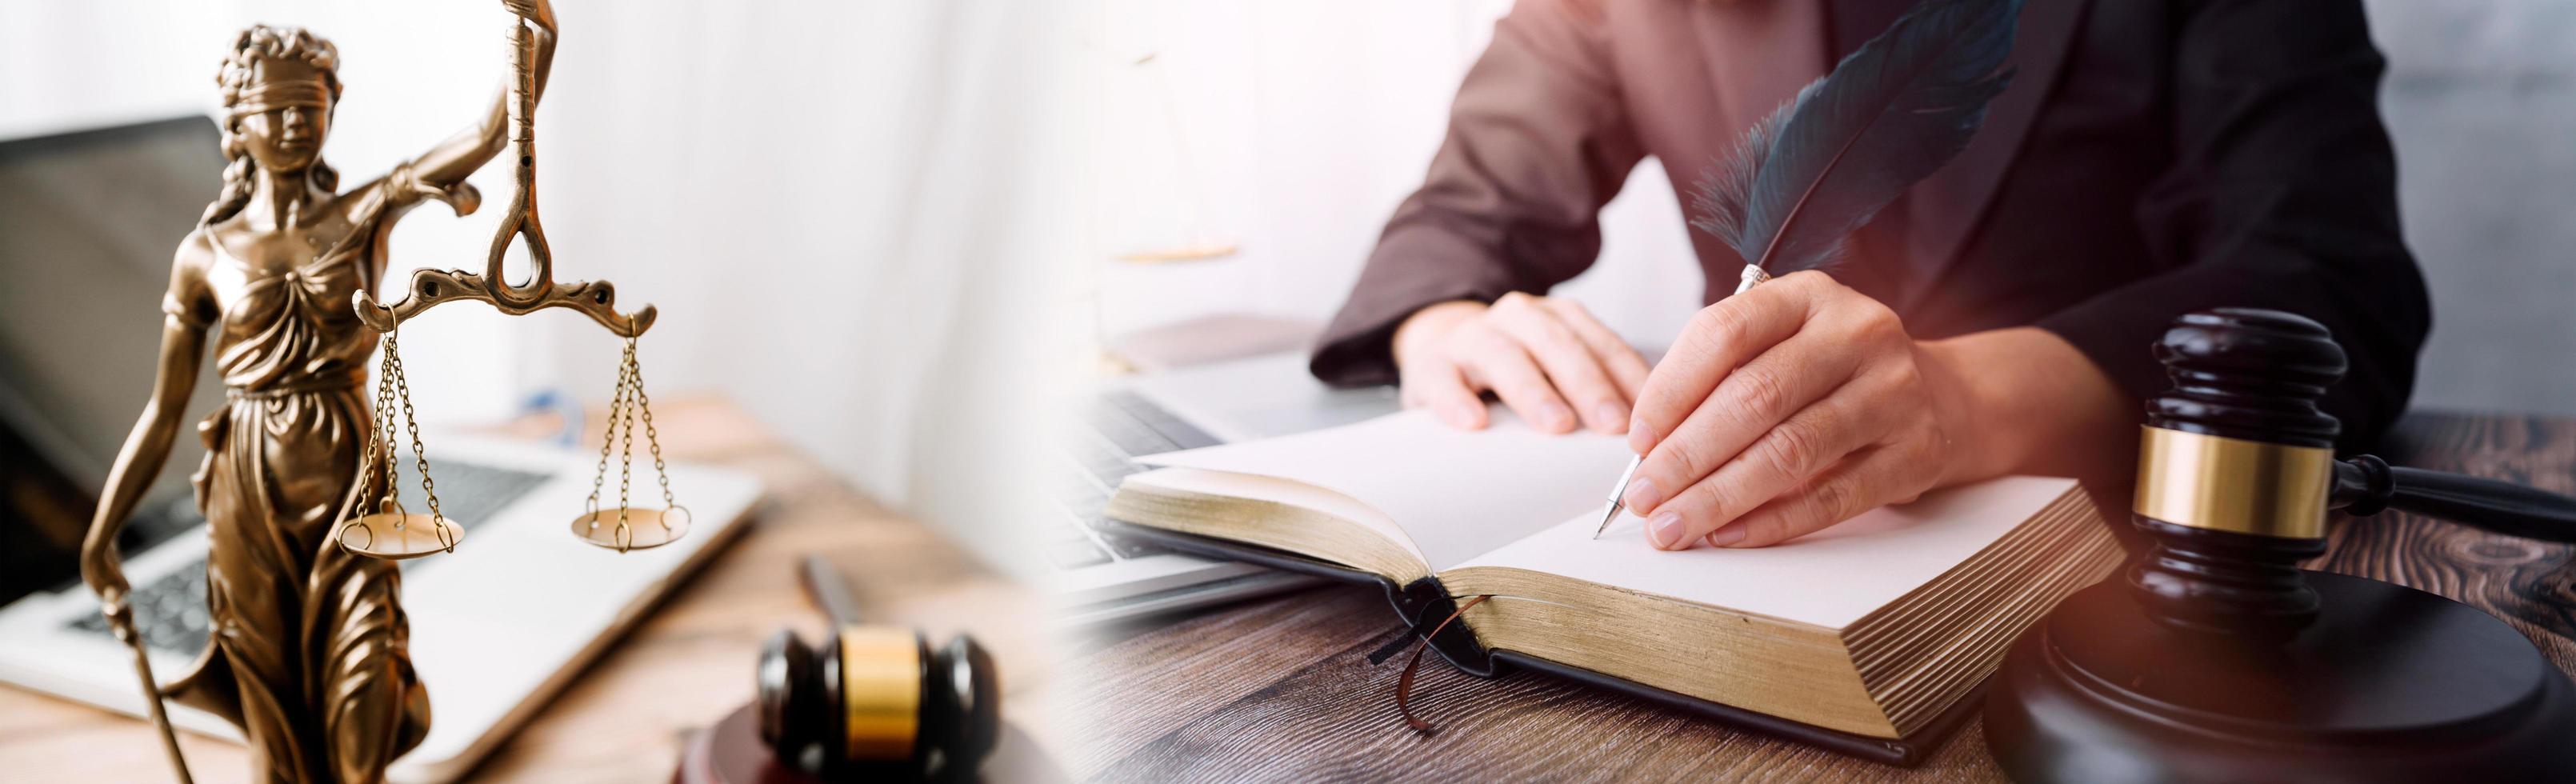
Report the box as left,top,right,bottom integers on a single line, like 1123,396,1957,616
77,2,686,781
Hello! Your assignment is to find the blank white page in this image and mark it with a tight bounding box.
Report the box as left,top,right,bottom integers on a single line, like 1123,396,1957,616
1137,408,1633,571
1457,476,2079,630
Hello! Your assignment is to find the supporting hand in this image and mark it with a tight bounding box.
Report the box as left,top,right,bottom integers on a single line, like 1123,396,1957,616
1392,293,1653,435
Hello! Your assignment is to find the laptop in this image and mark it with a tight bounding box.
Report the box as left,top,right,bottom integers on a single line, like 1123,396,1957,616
1050,351,1402,626
0,118,761,783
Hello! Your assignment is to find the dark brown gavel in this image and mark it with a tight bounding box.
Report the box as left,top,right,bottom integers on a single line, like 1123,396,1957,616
1987,308,2576,782
756,555,1001,782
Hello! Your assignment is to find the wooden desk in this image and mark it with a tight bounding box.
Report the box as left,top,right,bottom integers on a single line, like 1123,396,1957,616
0,398,1053,783
1062,412,2576,782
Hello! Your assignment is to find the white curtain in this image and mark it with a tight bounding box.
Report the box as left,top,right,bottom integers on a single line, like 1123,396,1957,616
1086,0,1704,353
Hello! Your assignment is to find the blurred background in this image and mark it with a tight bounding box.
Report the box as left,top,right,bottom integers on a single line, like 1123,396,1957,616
1,0,1080,574
1084,0,2576,416
6,0,2569,611
12,0,2564,582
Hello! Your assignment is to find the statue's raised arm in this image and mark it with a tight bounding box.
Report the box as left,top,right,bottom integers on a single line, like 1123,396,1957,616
351,0,556,224
414,0,554,190
352,0,656,338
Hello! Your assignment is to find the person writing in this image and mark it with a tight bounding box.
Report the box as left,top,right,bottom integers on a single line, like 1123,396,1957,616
1309,0,2428,550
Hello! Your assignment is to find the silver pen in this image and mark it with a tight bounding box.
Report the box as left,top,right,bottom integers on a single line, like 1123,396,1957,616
1594,263,1771,538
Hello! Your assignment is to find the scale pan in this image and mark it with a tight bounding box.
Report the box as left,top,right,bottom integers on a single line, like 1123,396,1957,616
570,506,690,552
334,513,464,560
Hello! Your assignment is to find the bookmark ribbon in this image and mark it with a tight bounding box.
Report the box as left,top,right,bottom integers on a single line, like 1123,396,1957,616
1391,594,1493,735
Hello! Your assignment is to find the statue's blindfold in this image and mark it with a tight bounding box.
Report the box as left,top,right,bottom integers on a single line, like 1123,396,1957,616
230,81,334,118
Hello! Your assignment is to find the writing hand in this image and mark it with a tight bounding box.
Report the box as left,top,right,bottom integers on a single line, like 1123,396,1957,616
1621,271,1974,549
1392,293,1652,434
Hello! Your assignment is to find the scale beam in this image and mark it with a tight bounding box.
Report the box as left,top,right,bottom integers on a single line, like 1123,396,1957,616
353,271,656,337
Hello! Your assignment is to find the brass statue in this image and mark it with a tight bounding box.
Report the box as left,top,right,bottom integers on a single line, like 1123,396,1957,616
76,2,569,781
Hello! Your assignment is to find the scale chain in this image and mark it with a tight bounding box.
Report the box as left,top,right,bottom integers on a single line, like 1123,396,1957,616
630,338,674,509
387,329,445,531
351,339,388,524
376,332,401,519
616,346,637,550
585,346,629,516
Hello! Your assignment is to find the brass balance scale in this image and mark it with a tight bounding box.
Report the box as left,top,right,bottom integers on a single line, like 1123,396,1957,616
329,13,684,560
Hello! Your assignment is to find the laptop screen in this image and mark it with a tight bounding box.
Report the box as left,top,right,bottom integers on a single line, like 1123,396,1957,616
0,117,228,602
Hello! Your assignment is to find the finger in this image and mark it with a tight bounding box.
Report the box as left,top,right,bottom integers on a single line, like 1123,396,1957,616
1639,378,1903,550
1456,325,1578,433
1490,298,1627,434
1622,327,1865,517
1541,298,1652,403
1399,357,1490,430
1628,280,1818,455
1706,434,1938,548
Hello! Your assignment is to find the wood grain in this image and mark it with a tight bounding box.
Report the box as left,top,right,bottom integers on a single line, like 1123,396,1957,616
1067,412,2576,783
2325,414,2576,674
0,398,1053,783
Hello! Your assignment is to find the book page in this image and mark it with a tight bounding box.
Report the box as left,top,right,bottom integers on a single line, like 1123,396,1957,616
1117,466,1426,565
1454,476,2078,630
1136,408,1634,571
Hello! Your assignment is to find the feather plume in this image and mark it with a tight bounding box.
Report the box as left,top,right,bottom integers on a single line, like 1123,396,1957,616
1691,0,2021,278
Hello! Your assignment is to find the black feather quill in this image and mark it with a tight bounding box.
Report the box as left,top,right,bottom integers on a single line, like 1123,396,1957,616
1691,0,2022,281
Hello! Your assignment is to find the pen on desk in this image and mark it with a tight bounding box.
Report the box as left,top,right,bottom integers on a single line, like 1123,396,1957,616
1594,265,1770,540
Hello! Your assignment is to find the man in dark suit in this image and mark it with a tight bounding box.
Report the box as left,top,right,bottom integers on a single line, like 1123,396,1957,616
1309,0,2428,550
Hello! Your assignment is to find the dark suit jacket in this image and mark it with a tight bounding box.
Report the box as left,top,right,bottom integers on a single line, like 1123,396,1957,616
1310,0,2430,450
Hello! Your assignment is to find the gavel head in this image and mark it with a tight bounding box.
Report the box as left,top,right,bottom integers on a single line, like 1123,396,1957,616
756,627,1002,781
2128,308,2347,637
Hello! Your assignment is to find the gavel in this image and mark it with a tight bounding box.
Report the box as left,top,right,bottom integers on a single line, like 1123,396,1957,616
671,556,1006,784
1986,308,2576,782
755,556,1002,782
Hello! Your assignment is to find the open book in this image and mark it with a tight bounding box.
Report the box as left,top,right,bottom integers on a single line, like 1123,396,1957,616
1102,410,2122,763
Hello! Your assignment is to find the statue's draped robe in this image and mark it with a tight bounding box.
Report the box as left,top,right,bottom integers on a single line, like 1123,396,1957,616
161,179,433,784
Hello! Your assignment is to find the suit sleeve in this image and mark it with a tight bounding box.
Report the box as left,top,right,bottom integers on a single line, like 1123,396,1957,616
2034,0,2430,450
1308,0,1649,387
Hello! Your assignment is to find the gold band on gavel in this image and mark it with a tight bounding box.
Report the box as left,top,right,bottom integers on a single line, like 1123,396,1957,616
2132,426,2334,539
838,626,922,761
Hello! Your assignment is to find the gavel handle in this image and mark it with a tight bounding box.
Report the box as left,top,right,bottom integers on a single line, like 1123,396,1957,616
798,554,868,628
2335,454,2576,543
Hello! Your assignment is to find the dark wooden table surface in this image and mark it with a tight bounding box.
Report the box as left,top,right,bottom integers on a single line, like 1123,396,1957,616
1062,412,2576,782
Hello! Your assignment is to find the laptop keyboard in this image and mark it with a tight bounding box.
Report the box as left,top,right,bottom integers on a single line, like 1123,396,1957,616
63,459,551,657
1048,390,1221,570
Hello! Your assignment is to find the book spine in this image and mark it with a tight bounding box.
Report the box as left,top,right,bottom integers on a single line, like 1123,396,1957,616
1391,577,1501,677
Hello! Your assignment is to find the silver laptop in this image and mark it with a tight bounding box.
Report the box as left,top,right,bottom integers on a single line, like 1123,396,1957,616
1049,351,1402,626
0,118,761,784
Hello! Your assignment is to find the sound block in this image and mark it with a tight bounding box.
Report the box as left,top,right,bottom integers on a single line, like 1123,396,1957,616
675,704,822,784
1986,570,2576,782
675,703,1063,784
